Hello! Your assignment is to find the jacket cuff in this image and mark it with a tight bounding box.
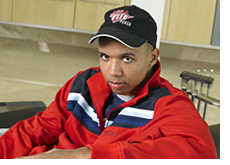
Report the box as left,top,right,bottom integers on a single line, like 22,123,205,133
87,143,120,159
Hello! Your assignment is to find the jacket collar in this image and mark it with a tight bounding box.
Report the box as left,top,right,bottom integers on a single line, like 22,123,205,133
133,60,162,103
87,60,161,130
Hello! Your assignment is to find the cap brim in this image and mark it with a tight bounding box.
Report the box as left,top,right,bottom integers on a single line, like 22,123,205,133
88,28,146,49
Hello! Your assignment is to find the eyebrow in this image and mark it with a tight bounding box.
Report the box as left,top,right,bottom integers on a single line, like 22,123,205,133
97,51,104,55
98,51,136,57
120,52,136,57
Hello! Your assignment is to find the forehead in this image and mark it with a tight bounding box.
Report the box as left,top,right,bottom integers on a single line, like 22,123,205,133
98,37,147,54
99,37,127,47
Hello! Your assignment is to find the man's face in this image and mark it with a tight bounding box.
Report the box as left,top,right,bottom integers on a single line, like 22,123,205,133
98,38,159,96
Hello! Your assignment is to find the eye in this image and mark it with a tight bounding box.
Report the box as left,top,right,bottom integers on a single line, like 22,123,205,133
123,56,132,63
100,54,109,61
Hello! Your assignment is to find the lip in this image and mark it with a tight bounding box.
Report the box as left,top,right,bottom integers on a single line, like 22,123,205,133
108,81,125,89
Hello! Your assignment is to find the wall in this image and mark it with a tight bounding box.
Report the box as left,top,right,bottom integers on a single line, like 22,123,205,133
211,0,220,46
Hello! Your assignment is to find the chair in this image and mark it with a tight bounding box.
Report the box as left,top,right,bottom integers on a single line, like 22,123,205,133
209,123,220,159
180,71,220,119
179,71,220,158
0,101,46,128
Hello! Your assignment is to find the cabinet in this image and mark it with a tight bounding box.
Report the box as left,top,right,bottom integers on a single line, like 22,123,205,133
161,0,171,40
12,0,76,28
74,0,130,31
0,0,13,21
162,0,217,45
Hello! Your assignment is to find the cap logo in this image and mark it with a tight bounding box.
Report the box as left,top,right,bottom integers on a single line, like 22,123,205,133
110,10,134,26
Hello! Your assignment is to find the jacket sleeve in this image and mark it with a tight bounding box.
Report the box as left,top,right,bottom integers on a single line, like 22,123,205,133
0,75,76,159
87,93,217,159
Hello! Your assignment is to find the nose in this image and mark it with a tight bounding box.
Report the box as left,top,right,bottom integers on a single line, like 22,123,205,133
109,59,122,77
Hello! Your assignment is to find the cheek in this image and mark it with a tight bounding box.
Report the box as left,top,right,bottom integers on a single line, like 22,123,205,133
99,61,107,72
100,67,107,79
125,66,148,83
100,61,112,81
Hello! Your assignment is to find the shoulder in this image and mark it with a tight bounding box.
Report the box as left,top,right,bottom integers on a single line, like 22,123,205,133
70,67,100,91
154,85,200,119
58,67,100,99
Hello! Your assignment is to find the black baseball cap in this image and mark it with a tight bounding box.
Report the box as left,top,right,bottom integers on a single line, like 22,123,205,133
88,5,158,49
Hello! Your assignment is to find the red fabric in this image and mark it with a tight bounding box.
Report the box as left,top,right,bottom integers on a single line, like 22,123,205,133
0,62,217,159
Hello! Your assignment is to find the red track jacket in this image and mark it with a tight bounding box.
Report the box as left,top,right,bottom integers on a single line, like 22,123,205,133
0,61,217,159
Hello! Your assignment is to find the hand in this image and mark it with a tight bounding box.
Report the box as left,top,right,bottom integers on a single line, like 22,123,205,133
16,147,91,159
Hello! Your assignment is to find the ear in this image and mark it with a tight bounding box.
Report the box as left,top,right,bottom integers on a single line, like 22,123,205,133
149,48,160,67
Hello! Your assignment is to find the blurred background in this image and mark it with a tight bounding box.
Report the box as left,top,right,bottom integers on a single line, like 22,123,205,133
0,0,220,126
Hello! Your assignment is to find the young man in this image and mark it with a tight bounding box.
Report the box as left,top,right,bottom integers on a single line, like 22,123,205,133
0,5,217,159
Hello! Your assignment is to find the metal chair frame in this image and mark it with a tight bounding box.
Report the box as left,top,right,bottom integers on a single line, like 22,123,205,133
180,71,220,120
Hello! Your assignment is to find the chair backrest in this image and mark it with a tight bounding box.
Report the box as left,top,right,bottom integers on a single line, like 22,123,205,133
0,101,46,128
180,71,220,120
209,124,220,159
